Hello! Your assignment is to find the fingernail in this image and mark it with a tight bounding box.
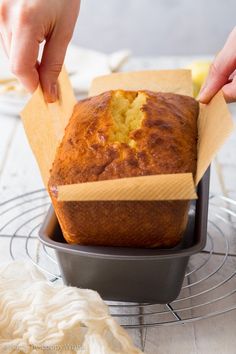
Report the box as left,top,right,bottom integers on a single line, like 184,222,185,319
197,84,207,101
45,83,58,103
197,91,204,101
199,83,207,95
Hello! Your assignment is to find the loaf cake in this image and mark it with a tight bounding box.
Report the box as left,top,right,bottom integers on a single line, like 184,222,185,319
49,90,199,248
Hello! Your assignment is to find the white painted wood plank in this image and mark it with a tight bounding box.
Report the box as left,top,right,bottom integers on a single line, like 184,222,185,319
191,253,236,354
145,324,197,354
0,115,18,175
220,165,236,193
193,312,236,354
0,120,44,202
214,106,236,199
0,119,46,263
210,159,223,195
191,110,236,354
144,324,197,354
189,197,236,354
217,139,236,168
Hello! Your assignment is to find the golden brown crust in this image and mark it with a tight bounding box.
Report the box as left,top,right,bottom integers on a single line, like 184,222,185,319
48,90,199,247
52,199,190,247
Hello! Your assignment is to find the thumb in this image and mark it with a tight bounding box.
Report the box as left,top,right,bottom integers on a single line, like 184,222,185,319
198,27,236,103
39,33,70,103
198,59,230,103
222,76,236,103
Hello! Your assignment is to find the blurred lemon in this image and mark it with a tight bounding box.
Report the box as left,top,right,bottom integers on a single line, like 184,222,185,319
187,61,211,97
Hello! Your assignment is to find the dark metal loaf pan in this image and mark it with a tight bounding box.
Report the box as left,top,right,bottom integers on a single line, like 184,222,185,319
39,168,210,304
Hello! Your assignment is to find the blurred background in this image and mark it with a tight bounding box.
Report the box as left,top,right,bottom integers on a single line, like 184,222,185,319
73,0,236,55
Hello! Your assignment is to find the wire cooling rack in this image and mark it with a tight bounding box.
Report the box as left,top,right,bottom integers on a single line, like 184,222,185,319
0,189,236,331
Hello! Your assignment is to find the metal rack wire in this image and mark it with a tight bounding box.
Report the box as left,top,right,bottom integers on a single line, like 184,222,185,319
0,190,236,330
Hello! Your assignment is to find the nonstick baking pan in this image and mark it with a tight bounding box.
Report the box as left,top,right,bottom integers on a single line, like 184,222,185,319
39,168,210,304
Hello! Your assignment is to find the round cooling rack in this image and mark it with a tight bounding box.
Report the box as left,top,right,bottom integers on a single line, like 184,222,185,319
0,190,236,329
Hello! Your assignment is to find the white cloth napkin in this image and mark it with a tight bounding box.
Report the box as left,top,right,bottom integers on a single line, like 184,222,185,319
65,45,131,94
0,260,143,354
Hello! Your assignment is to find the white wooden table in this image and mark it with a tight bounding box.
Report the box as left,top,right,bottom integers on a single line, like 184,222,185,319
0,57,236,354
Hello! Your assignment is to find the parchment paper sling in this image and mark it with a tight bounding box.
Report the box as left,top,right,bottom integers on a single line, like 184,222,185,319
20,69,234,201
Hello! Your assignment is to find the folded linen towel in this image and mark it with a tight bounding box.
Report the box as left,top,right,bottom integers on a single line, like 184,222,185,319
0,261,142,354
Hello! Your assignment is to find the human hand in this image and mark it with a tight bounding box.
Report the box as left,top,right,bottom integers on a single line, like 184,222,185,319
0,0,80,102
199,27,236,104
